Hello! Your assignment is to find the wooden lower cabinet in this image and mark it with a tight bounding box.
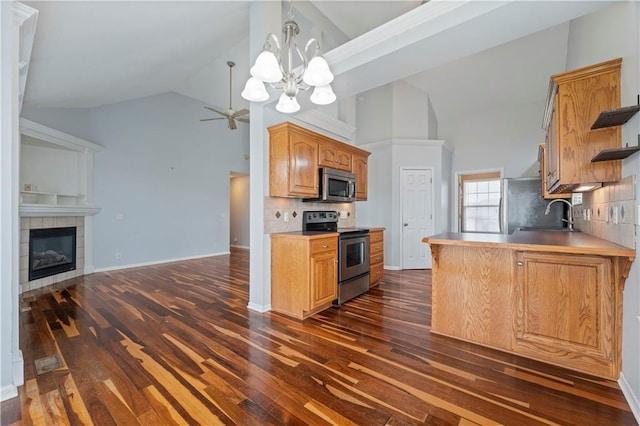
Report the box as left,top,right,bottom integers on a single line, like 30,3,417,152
431,245,515,350
428,240,632,379
369,228,384,286
513,251,618,378
271,234,338,320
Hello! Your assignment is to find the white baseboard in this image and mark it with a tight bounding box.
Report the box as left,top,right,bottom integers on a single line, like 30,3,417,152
247,302,271,313
0,350,23,402
384,265,401,271
230,245,249,250
620,372,640,423
13,350,23,387
0,384,17,402
94,251,230,273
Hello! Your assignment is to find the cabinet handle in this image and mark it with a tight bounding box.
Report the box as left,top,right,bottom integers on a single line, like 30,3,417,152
517,261,524,266
322,244,329,248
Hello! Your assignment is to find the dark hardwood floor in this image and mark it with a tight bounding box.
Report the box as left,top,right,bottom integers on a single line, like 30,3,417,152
1,247,637,425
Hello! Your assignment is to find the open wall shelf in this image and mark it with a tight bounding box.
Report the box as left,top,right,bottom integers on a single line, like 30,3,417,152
591,102,640,130
591,144,640,162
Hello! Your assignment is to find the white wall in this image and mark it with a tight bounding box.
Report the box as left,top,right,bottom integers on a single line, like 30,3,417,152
356,82,450,269
356,142,393,260
230,174,250,248
23,92,250,269
439,100,546,179
355,84,393,144
0,0,19,401
392,81,429,139
564,1,640,418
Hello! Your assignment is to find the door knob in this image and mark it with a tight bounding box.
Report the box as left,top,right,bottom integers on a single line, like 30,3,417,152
403,223,408,226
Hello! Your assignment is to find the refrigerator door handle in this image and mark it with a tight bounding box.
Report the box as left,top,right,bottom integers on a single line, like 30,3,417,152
498,196,504,233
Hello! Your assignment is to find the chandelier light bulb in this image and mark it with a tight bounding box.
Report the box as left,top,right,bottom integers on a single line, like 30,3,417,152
276,93,300,113
303,55,334,87
250,51,283,83
241,77,269,102
310,84,336,105
244,3,336,112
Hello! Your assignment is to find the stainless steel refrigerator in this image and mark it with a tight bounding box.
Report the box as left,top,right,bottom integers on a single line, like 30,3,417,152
500,177,567,234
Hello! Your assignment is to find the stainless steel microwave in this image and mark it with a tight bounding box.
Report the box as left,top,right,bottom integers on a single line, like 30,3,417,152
305,167,356,203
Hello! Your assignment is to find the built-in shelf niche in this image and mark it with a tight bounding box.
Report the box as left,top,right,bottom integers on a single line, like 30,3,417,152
19,118,103,217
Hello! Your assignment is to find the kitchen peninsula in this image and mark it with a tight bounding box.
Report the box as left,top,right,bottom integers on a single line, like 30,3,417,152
423,230,635,379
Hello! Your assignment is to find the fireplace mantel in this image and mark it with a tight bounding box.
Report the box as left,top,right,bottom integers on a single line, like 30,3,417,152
20,204,101,217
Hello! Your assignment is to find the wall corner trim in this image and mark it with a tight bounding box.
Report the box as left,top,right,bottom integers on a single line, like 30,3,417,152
247,302,271,313
619,372,640,424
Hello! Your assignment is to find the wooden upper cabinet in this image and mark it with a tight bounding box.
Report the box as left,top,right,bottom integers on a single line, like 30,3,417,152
268,121,370,199
318,144,352,171
269,122,319,197
538,143,570,199
543,58,622,194
352,153,368,200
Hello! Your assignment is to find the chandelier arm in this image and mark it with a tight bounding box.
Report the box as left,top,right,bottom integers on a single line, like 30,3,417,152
293,42,307,83
264,33,280,54
304,38,320,59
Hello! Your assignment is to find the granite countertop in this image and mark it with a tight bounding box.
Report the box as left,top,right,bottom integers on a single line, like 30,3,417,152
423,230,636,257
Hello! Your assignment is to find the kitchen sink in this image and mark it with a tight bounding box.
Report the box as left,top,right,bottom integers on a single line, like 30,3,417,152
517,227,581,232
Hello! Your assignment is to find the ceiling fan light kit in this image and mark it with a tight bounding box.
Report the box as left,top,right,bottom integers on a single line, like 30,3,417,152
241,0,336,113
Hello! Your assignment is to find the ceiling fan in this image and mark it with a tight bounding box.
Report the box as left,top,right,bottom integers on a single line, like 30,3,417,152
201,61,249,130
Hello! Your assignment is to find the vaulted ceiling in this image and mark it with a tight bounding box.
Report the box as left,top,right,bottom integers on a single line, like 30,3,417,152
22,1,617,126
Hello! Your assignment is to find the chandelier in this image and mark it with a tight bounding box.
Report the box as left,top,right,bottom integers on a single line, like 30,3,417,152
241,1,335,113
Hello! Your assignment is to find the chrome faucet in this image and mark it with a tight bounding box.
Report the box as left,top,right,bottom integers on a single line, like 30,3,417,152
544,199,574,230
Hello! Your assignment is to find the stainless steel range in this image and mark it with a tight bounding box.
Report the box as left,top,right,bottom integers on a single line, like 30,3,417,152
302,211,370,305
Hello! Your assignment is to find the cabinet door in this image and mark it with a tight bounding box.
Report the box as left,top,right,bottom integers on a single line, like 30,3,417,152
310,249,337,309
289,134,319,196
513,252,616,378
539,143,569,199
352,154,368,200
545,95,559,192
319,144,351,171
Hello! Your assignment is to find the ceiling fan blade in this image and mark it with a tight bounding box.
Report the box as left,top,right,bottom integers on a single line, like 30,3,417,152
200,117,225,121
228,118,237,130
204,106,229,117
232,108,249,118
236,117,250,124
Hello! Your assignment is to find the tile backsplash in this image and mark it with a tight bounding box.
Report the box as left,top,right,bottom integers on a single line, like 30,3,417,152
572,175,636,249
264,197,355,233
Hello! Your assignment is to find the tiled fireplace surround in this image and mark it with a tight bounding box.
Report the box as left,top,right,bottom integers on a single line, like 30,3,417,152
20,216,85,292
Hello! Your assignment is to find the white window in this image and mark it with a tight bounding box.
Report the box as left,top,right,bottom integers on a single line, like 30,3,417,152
459,172,501,233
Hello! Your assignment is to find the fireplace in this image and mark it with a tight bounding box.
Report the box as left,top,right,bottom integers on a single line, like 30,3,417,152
29,226,77,281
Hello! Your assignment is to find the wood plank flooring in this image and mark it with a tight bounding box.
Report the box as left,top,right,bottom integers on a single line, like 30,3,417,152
2,247,637,425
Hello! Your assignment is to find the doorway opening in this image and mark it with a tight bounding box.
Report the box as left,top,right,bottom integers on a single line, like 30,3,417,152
230,172,250,250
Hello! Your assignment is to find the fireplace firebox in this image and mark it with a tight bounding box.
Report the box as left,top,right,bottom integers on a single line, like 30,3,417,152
29,227,77,281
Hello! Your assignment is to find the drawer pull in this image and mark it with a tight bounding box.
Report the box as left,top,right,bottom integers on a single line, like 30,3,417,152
517,261,524,266
322,244,329,249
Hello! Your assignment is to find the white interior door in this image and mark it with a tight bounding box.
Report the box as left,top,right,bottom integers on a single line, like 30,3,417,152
401,168,433,269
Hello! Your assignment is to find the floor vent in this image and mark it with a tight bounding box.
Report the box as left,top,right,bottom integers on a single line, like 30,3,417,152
34,353,63,375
